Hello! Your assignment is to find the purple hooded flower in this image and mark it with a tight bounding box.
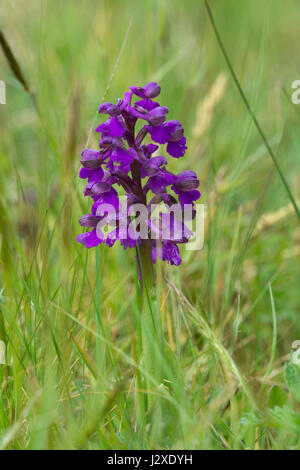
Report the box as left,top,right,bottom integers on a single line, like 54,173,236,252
130,82,161,99
140,156,167,177
145,121,175,144
77,82,201,266
147,169,176,194
147,106,169,126
135,99,159,112
167,137,187,158
77,229,104,248
79,166,104,184
152,241,181,266
96,116,125,138
148,213,192,244
171,171,201,208
98,102,121,116
80,149,103,169
145,120,187,158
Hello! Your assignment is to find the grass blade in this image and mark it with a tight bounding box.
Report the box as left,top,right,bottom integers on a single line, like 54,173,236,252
204,0,300,223
0,29,31,93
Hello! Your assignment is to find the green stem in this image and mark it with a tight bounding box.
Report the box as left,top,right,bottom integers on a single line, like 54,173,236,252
204,0,300,223
137,241,155,295
136,241,164,415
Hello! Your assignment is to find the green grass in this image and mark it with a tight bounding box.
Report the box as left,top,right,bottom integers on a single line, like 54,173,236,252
1,0,300,450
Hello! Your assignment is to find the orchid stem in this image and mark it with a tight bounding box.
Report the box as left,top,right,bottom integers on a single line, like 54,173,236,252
136,242,164,415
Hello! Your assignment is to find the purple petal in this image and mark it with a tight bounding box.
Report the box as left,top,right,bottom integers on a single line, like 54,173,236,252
147,106,169,126
92,188,119,213
143,156,167,177
145,143,159,155
109,117,125,137
121,91,133,109
167,137,187,158
173,188,201,206
143,82,161,98
79,214,103,227
174,171,199,190
148,170,176,194
135,99,159,111
145,122,173,144
76,229,103,248
160,212,193,242
96,117,124,138
105,229,118,247
120,232,141,249
167,120,184,141
91,182,111,195
152,241,181,266
111,147,136,165
81,149,103,169
98,102,121,116
130,82,161,99
79,167,104,183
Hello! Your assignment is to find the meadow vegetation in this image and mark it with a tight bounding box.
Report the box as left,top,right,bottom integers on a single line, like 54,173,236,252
1,0,300,450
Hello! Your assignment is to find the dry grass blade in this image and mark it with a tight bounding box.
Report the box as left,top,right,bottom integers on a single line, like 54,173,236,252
168,280,257,409
75,371,131,449
254,200,300,235
204,0,300,224
192,73,227,139
0,29,31,94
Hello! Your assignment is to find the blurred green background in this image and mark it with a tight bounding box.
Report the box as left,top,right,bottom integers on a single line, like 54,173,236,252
1,0,300,450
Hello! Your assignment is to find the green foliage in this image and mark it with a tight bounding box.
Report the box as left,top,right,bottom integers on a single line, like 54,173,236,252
0,0,300,450
269,386,288,409
285,363,300,403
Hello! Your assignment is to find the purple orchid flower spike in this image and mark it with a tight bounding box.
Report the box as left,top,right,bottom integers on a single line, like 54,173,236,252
77,82,201,289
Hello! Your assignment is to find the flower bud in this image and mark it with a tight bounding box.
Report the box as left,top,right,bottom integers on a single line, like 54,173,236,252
98,102,121,116
169,121,184,141
174,171,199,191
91,182,111,195
130,82,161,99
143,82,161,98
81,149,102,169
79,215,102,227
147,106,169,126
